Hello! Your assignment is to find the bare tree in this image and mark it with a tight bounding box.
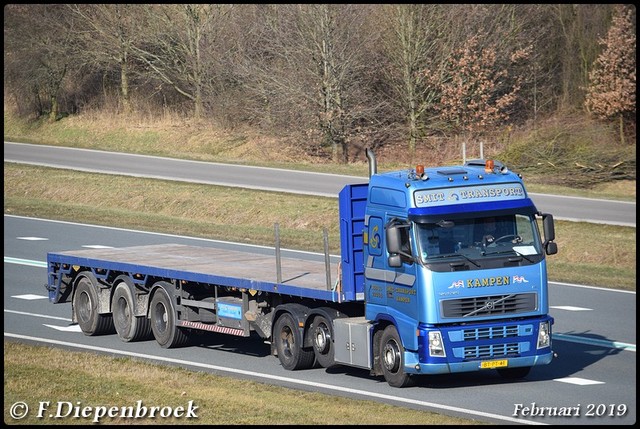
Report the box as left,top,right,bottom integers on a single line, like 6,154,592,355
239,4,384,163
376,4,450,156
585,4,636,145
4,4,80,121
551,4,612,110
67,4,149,113
132,4,233,120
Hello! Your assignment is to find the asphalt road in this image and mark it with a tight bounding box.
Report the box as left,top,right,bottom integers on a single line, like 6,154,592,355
4,215,636,425
4,141,636,227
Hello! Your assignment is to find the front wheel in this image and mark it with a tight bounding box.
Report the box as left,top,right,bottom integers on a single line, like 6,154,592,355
273,313,315,370
149,284,189,348
380,325,413,388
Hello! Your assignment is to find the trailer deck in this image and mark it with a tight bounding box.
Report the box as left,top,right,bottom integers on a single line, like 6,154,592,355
48,243,352,302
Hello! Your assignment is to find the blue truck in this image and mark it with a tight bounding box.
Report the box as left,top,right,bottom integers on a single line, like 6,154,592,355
46,149,558,387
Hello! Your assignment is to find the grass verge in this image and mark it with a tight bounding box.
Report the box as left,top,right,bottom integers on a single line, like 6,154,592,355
4,341,481,425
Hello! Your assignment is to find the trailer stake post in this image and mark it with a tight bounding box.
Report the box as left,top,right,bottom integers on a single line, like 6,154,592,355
274,223,282,284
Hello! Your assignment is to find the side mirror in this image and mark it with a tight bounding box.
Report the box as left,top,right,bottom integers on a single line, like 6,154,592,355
541,213,557,255
386,224,402,254
386,221,413,266
542,213,555,242
546,241,558,255
388,254,402,268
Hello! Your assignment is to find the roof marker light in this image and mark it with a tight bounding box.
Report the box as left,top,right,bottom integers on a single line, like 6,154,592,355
414,164,428,181
485,159,494,173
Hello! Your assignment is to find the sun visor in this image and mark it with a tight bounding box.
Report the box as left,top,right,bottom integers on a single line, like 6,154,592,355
408,199,538,223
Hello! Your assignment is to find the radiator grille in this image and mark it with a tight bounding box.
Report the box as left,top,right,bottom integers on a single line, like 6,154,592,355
441,293,536,318
463,325,519,341
463,343,521,359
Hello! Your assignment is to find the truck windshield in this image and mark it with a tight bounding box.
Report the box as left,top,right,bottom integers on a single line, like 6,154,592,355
415,213,542,263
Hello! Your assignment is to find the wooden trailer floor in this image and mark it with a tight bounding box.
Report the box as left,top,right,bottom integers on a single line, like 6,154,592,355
54,243,338,293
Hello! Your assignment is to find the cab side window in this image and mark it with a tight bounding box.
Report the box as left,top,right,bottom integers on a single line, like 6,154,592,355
398,225,412,264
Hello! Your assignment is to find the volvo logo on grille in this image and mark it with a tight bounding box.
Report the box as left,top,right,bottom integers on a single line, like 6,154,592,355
485,300,495,310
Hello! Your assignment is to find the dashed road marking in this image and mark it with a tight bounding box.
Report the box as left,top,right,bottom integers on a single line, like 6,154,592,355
553,377,605,386
43,324,83,332
11,294,48,300
550,306,592,311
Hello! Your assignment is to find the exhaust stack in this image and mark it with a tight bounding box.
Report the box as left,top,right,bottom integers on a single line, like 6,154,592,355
366,148,377,178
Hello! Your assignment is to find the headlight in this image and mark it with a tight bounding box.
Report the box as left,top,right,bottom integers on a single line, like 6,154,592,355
428,331,446,357
537,321,551,349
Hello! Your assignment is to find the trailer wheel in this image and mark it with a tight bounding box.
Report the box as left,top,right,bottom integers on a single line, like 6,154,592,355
497,366,531,379
380,325,413,388
112,282,152,342
312,315,335,368
74,276,114,336
149,286,188,348
274,313,315,370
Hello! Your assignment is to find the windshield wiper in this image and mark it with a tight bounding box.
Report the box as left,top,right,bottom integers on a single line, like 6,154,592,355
427,253,480,267
454,253,480,267
483,248,535,263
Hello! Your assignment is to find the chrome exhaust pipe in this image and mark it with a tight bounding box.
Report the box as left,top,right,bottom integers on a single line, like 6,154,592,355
366,148,377,178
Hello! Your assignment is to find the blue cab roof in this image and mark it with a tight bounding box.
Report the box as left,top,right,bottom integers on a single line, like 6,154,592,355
367,160,537,219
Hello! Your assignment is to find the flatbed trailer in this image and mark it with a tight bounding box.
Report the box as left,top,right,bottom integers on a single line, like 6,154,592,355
47,243,348,303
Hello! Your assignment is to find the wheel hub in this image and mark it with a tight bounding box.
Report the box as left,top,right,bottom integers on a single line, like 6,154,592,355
314,324,330,353
383,340,401,372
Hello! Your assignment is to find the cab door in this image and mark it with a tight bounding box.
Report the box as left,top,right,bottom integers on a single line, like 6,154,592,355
382,218,419,322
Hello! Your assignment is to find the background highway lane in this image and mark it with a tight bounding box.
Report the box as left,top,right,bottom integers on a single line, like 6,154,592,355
4,141,636,227
4,216,636,425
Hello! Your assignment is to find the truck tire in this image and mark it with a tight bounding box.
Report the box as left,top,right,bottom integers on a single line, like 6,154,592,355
497,366,531,379
380,325,413,388
112,282,152,342
73,275,114,336
274,312,315,370
312,315,335,368
149,286,189,348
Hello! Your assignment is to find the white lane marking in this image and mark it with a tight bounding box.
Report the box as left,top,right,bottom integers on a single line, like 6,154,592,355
4,257,47,268
16,236,49,241
11,294,48,300
82,245,114,249
4,309,72,322
4,332,548,425
550,306,592,311
43,324,83,332
553,377,605,386
551,281,635,294
553,333,635,352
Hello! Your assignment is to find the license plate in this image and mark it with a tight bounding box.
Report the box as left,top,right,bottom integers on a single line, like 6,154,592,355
480,359,508,369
